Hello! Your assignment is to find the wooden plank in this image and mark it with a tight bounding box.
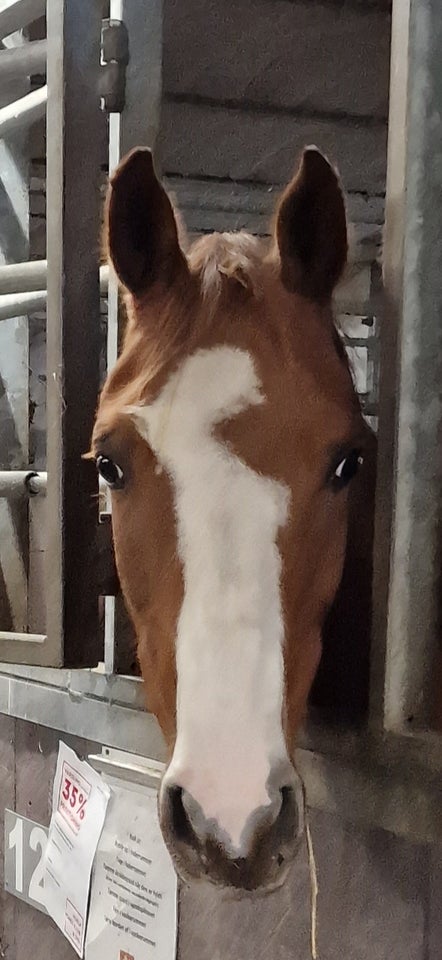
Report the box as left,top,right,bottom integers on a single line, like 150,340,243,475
159,100,387,195
163,0,391,121
165,176,383,262
166,176,384,223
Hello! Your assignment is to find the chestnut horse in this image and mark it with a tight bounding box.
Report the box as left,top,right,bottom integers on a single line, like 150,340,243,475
92,146,376,891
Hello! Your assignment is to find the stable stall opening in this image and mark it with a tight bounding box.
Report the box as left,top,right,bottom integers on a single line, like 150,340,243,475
0,0,441,760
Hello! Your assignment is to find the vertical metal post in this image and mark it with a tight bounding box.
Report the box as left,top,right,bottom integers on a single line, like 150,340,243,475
104,0,162,674
46,0,105,666
0,10,31,644
372,0,442,730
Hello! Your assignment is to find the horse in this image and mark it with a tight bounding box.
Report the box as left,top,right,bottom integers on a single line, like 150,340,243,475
91,145,376,892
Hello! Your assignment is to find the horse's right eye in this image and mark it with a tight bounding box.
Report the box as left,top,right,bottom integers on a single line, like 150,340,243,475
96,455,125,490
329,449,363,492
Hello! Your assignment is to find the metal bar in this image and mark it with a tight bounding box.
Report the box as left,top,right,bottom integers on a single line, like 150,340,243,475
0,268,110,321
372,0,442,730
108,0,162,172
0,470,107,498
0,631,45,642
0,471,45,498
0,262,109,295
0,291,46,321
0,19,32,647
88,749,163,791
0,84,46,138
46,0,105,668
105,0,163,675
0,260,47,294
0,38,46,81
0,500,28,630
0,0,46,41
371,0,411,731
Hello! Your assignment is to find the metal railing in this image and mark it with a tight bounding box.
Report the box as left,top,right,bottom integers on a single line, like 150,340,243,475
0,262,110,322
0,470,107,498
0,38,47,81
0,0,46,41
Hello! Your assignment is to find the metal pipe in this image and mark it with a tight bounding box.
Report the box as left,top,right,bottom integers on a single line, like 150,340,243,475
0,0,46,41
0,259,47,294
373,0,442,731
0,631,46,643
0,262,110,293
0,471,46,498
0,267,110,321
0,84,47,139
0,290,46,321
0,470,106,498
0,39,47,81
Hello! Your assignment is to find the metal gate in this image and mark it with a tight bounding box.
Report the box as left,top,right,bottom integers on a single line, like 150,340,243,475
0,0,440,846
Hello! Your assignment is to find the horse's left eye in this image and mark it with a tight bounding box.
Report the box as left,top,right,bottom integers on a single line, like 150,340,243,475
96,455,125,489
330,449,363,491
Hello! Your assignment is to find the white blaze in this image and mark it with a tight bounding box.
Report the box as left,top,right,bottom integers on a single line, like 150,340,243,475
130,347,290,853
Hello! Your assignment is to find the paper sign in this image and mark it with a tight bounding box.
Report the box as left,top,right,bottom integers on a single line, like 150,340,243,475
42,742,111,957
85,778,177,960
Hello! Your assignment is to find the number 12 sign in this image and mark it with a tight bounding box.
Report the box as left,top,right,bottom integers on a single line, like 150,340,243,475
4,809,49,914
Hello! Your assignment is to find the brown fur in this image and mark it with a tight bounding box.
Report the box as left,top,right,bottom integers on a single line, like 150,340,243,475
93,146,375,886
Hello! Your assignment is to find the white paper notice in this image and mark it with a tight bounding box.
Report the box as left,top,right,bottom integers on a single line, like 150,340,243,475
42,742,110,957
85,778,177,960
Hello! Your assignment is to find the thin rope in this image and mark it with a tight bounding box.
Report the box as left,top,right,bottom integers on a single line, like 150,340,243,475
305,813,319,960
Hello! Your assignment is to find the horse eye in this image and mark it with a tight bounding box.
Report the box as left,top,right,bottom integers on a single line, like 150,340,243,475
330,449,363,491
96,455,125,489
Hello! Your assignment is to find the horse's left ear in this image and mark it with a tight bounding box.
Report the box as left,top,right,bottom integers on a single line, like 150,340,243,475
276,147,347,303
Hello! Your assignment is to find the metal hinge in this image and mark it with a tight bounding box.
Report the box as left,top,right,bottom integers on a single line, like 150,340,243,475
99,18,129,113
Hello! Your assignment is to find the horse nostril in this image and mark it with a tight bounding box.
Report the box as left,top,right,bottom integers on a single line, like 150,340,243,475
160,774,304,890
166,785,194,844
272,784,302,852
280,785,293,818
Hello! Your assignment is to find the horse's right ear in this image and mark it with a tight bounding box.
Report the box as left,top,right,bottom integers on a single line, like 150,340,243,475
276,147,347,304
105,148,188,296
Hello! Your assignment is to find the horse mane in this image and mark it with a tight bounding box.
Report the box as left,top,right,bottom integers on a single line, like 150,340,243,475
188,231,265,303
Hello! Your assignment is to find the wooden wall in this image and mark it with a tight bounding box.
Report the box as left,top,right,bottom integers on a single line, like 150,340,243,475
159,0,391,234
1,716,441,960
27,0,392,264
